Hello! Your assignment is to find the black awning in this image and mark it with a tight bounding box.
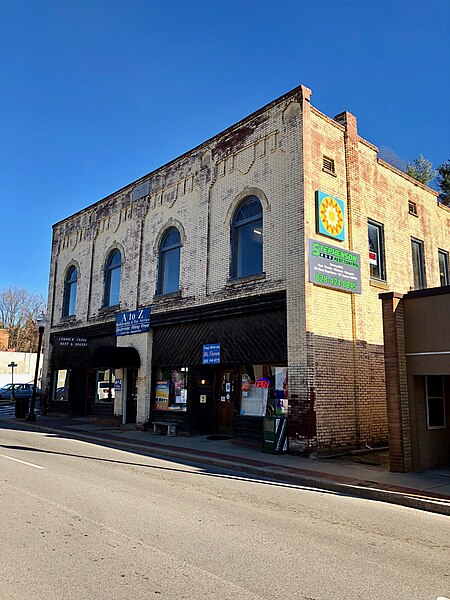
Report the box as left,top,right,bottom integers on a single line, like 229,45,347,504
51,346,93,370
92,346,141,369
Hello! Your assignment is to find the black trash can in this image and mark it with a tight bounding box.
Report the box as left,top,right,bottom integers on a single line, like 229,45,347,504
262,416,289,454
14,397,29,419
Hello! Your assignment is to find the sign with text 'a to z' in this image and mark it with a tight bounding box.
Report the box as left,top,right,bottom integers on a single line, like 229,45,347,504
116,307,151,336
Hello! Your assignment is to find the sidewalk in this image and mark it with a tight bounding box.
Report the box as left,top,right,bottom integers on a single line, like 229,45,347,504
2,413,449,516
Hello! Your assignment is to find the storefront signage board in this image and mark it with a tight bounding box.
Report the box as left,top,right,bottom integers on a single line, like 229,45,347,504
54,336,88,348
116,307,151,336
316,191,345,241
202,343,221,364
308,238,362,294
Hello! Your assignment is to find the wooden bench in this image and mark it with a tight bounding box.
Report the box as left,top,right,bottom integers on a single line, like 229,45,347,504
152,420,178,437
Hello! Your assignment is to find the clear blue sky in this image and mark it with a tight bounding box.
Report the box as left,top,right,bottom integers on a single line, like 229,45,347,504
1,0,449,299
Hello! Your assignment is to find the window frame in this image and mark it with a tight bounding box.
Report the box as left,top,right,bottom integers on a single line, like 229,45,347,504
103,249,122,307
411,238,426,290
438,249,449,286
157,227,181,296
230,195,264,279
368,219,386,282
62,265,78,317
153,366,188,412
426,375,446,430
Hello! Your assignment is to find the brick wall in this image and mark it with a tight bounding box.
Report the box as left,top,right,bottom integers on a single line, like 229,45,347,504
42,84,450,451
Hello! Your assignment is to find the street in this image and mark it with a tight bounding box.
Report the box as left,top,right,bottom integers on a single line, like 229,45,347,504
0,425,448,600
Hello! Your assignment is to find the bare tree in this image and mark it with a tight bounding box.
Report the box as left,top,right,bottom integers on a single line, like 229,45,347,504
378,147,406,172
0,287,46,352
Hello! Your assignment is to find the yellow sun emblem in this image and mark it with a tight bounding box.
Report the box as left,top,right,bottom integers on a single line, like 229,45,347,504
320,196,344,237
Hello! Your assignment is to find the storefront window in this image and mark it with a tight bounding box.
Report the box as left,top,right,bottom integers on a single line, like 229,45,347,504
240,365,288,417
53,369,70,401
96,369,115,403
153,367,188,411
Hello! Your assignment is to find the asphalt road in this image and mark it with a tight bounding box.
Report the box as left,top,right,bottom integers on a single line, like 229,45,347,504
0,425,448,600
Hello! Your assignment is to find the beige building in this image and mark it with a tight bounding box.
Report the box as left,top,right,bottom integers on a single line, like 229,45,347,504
42,84,450,453
0,350,41,387
381,287,450,471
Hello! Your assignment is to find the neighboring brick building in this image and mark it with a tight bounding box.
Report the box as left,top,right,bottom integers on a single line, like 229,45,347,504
41,84,450,454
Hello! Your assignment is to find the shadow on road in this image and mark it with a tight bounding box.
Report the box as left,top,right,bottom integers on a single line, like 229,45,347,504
0,440,346,499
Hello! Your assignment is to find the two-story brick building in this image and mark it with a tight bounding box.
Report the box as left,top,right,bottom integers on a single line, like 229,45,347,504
41,84,450,454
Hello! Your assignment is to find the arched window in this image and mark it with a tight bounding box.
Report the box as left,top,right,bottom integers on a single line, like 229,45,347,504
104,249,122,307
62,266,77,316
231,196,263,278
157,227,181,295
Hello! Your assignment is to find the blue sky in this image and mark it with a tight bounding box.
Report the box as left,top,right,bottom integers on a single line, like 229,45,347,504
1,0,449,298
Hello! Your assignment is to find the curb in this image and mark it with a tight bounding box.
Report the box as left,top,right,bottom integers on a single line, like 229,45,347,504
4,419,450,517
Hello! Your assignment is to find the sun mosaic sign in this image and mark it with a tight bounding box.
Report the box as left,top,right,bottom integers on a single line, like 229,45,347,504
316,191,345,241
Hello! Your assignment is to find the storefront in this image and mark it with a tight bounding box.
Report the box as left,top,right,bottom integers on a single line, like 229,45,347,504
150,291,288,441
49,323,140,419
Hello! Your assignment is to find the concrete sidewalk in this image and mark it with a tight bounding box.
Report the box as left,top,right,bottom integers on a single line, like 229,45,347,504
2,413,449,516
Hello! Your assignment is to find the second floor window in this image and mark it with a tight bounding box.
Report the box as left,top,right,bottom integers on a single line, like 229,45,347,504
411,238,425,290
231,196,263,278
438,250,449,286
62,266,77,317
368,220,386,281
104,249,122,307
157,227,181,295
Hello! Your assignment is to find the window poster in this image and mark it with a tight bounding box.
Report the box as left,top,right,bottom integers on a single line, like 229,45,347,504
155,381,170,410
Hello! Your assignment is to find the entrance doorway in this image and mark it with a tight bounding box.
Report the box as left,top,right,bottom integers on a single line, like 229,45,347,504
216,368,237,435
126,368,138,424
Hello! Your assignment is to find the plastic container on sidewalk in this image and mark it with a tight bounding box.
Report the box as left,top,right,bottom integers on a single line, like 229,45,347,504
262,416,289,454
14,397,29,419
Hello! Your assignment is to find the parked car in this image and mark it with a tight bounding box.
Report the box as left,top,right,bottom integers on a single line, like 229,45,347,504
0,383,41,401
55,386,68,400
97,381,115,401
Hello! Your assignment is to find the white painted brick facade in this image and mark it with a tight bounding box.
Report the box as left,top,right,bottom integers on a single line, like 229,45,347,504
42,85,450,452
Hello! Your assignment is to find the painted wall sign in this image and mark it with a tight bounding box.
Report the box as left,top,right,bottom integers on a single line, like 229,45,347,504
202,343,221,364
316,191,345,241
54,336,88,348
308,238,362,294
116,307,151,336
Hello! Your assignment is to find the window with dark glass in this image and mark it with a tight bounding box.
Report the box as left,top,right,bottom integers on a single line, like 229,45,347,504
53,369,70,401
411,238,425,290
157,227,181,295
62,266,77,316
368,220,386,281
153,367,188,411
438,250,449,286
426,375,446,429
231,196,263,278
104,249,122,307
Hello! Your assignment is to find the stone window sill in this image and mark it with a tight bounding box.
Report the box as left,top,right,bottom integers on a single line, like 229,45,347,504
226,272,266,287
60,315,76,323
153,290,182,301
98,304,121,315
369,279,389,290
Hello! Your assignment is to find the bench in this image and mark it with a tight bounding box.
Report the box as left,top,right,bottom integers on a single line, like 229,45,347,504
152,420,178,437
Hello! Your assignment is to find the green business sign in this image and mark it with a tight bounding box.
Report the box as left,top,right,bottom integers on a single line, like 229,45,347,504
308,238,362,294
